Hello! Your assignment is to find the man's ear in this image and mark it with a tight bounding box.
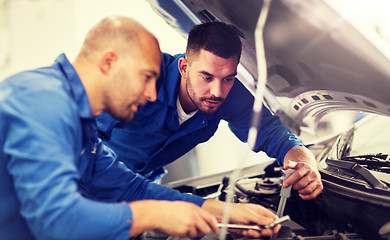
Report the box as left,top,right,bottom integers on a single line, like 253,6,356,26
99,50,118,74
178,57,188,78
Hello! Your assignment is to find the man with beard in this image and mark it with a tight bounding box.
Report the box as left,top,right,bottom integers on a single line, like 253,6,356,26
97,21,323,200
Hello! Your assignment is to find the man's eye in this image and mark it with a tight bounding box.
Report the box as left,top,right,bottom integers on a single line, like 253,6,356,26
202,76,213,81
224,78,235,82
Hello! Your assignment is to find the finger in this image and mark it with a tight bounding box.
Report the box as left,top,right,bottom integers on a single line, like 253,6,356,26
273,223,281,234
176,225,192,238
297,178,317,194
188,228,198,238
295,171,323,199
283,163,310,188
242,229,262,238
244,228,274,238
194,222,211,237
248,214,275,227
260,228,274,237
199,209,219,234
294,167,320,189
300,184,323,200
247,204,278,220
245,206,276,226
293,174,314,192
258,206,278,220
194,217,212,236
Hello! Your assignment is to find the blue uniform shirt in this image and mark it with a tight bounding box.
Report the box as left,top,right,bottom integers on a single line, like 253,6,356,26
97,53,302,180
0,54,205,240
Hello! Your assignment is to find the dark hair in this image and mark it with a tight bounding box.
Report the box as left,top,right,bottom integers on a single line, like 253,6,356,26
186,22,244,61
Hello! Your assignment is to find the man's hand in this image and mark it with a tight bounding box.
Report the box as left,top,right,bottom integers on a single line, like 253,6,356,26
129,200,219,238
283,146,323,200
202,199,280,238
227,203,280,238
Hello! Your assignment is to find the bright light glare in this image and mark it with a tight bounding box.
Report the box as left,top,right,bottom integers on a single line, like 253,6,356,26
325,0,390,42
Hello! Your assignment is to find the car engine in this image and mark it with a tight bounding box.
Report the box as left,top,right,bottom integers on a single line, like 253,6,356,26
170,161,373,240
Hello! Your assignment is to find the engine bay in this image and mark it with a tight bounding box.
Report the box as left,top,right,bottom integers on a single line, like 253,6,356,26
170,161,371,240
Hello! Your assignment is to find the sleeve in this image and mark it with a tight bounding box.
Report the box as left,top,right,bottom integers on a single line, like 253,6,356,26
222,80,302,165
3,90,132,240
78,141,205,207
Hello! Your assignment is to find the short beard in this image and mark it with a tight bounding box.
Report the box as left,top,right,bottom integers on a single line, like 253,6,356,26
186,76,225,114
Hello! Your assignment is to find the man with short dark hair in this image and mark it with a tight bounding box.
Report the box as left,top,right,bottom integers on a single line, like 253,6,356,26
0,17,279,240
97,21,323,200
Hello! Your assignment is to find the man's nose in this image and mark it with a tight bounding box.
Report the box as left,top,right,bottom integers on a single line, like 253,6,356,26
145,82,157,102
210,80,222,97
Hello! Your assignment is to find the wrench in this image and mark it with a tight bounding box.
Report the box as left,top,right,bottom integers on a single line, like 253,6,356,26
276,169,295,218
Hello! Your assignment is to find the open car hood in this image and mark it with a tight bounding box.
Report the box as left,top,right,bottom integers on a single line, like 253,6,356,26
147,0,390,139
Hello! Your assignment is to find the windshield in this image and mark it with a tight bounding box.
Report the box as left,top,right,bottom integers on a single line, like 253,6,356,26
323,114,390,177
346,114,390,156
